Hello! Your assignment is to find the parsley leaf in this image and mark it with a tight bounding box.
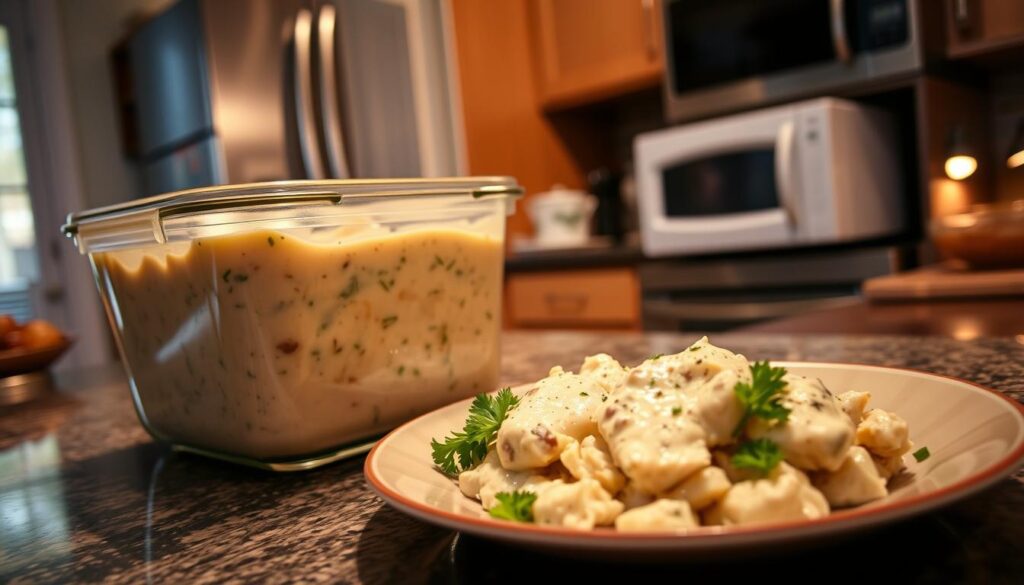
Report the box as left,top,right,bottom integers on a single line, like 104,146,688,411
430,388,519,475
913,446,930,462
732,361,790,437
731,439,784,476
488,490,537,523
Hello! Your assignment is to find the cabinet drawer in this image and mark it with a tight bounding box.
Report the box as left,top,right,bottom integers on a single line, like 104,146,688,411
506,268,640,328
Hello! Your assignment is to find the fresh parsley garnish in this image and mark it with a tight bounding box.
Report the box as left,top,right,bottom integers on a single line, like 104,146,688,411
913,446,930,462
488,490,537,523
732,361,790,437
430,388,519,475
731,439,784,476
649,353,664,361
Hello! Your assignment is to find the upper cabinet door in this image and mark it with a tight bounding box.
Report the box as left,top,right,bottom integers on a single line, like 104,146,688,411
945,0,1024,57
530,0,662,110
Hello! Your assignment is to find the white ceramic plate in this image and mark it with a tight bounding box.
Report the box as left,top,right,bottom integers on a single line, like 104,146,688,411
365,363,1024,555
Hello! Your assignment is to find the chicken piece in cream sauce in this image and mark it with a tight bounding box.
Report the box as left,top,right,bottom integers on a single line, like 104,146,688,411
496,355,626,471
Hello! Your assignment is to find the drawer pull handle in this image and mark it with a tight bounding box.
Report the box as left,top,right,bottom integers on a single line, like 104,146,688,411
544,293,588,316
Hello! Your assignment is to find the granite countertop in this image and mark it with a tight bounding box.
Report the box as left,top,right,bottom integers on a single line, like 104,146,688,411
2,331,1024,583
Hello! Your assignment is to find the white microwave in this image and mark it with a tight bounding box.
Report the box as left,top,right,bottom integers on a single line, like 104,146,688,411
634,98,904,257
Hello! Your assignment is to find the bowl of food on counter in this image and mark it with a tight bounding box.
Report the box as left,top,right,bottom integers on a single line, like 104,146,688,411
61,178,521,471
0,315,72,378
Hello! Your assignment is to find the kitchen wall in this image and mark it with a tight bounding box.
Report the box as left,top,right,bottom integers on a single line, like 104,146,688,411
56,0,172,209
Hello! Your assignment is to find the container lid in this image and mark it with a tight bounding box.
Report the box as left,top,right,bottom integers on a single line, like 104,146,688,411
63,177,522,253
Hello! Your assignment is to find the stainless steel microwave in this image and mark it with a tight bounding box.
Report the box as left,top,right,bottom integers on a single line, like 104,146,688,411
634,98,904,257
662,0,923,122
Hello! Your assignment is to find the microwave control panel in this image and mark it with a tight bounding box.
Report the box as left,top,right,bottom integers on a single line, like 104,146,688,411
852,0,910,51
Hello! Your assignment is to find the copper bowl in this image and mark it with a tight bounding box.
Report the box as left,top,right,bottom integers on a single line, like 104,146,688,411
931,200,1024,269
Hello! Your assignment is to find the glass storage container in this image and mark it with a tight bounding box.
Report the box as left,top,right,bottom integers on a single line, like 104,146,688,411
63,178,521,470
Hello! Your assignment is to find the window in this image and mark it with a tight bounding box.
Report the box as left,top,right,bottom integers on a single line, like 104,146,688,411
0,25,38,320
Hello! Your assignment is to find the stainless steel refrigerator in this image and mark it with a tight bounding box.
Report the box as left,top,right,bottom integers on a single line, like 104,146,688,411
126,0,462,195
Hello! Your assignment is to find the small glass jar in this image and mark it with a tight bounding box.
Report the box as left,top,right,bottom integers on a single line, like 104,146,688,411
63,178,521,470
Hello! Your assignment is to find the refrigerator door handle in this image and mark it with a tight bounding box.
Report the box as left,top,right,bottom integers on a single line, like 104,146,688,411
317,3,352,179
293,8,325,179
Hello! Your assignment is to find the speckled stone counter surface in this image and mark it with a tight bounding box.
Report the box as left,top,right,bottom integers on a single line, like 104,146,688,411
2,331,1023,584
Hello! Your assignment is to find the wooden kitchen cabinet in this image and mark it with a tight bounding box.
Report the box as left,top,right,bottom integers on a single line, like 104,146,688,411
529,0,662,110
945,0,1024,60
505,268,641,329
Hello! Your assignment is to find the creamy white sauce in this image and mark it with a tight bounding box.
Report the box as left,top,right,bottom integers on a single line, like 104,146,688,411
100,228,502,459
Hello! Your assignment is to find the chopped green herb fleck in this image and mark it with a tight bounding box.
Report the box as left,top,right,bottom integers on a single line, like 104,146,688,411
731,438,783,476
913,446,931,462
649,353,664,361
379,279,392,292
222,269,232,283
672,406,682,416
732,361,790,437
488,490,536,523
381,315,398,329
397,365,405,376
579,391,589,397
339,276,359,299
233,273,249,283
689,346,701,352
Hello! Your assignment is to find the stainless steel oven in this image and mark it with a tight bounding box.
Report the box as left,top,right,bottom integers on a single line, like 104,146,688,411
640,246,901,331
662,0,922,122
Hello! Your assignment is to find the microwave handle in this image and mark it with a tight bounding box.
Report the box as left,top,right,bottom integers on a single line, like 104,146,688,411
775,121,799,226
829,0,852,64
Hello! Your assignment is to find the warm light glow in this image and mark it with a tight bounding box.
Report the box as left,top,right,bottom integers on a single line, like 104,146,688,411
952,319,981,341
1008,149,1024,169
945,155,977,180
929,178,972,217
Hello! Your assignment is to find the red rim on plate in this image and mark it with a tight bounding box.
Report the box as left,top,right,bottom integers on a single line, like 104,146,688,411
364,362,1024,549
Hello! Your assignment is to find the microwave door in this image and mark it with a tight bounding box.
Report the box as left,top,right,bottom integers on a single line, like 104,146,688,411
666,0,836,97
